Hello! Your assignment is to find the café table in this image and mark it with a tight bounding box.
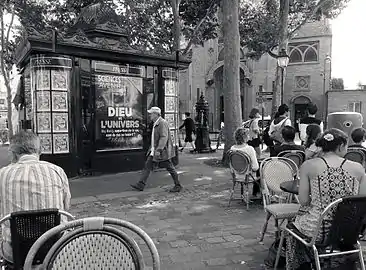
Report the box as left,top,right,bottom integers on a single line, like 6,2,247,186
280,180,299,195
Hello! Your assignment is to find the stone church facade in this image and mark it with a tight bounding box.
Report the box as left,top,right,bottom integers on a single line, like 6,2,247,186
179,19,332,132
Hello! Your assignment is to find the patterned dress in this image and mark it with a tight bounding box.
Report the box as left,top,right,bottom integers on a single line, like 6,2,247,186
286,157,360,269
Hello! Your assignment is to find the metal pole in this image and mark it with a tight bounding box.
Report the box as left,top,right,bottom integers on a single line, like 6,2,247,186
261,105,264,150
281,67,284,104
322,60,327,123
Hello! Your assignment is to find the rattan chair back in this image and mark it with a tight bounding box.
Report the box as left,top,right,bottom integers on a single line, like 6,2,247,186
260,157,297,198
10,209,61,269
344,148,366,166
325,196,366,249
24,217,160,270
277,150,305,172
228,150,251,175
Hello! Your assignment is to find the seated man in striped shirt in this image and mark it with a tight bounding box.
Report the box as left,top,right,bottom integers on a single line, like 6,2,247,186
0,131,71,264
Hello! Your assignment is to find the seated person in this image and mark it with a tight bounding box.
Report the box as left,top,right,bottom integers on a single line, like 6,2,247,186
271,126,305,157
0,131,71,264
349,127,366,151
286,129,366,269
304,124,322,160
230,127,260,196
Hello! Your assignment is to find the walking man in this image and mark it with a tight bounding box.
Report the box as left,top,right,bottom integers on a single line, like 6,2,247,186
179,112,195,152
131,107,182,193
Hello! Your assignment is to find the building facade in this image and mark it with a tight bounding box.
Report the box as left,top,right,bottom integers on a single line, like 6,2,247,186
179,19,332,131
327,90,366,125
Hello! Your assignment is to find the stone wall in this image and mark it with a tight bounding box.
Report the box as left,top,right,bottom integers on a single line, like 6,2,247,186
327,90,366,122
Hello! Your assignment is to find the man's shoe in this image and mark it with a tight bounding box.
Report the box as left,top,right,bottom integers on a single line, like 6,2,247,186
131,182,145,191
179,148,184,152
169,185,182,193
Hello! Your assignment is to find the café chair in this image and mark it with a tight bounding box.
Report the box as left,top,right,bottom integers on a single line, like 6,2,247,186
275,195,366,270
227,150,256,210
0,209,74,270
344,148,366,167
277,150,305,175
259,157,300,243
24,217,160,270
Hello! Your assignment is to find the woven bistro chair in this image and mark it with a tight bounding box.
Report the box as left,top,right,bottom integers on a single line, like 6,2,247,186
277,150,306,176
227,150,256,209
259,157,300,243
275,196,366,270
0,209,74,270
24,217,160,270
344,148,366,167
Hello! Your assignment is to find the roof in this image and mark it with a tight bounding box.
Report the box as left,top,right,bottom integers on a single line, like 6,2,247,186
15,3,191,69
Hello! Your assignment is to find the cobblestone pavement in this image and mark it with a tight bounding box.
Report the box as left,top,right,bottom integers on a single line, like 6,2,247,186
71,179,275,270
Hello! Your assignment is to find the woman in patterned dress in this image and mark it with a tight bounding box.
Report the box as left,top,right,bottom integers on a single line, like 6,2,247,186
286,128,366,270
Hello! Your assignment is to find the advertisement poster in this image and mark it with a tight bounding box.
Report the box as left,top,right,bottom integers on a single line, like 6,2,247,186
94,73,143,150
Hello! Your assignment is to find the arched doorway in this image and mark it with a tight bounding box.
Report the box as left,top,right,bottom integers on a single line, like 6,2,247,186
292,95,312,131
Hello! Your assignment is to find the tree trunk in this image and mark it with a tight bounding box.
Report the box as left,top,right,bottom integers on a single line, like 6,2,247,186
271,0,289,117
221,0,242,164
171,0,181,52
5,74,13,138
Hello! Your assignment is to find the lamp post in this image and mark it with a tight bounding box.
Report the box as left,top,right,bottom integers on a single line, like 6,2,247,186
322,55,331,122
277,49,290,105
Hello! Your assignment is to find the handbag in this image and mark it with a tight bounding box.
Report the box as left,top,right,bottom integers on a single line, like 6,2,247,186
264,238,286,268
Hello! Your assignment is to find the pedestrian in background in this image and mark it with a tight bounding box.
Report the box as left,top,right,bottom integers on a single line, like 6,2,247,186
216,121,225,150
179,112,195,152
131,107,182,193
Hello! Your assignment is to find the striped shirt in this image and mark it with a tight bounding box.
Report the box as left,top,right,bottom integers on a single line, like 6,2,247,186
0,154,71,249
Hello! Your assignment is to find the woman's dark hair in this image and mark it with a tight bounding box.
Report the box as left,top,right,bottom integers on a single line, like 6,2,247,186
305,124,322,148
249,108,260,119
278,104,289,115
315,128,348,153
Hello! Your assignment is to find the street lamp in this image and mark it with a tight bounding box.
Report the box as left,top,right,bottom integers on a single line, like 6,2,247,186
277,49,290,104
322,54,331,122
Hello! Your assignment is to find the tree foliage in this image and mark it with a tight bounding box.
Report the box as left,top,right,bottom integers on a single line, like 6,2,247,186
239,0,351,59
331,78,344,90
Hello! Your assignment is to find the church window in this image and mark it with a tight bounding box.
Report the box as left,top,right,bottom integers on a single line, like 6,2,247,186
288,41,319,64
304,47,318,62
289,48,302,63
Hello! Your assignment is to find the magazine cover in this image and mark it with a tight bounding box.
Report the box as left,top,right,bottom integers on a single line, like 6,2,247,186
53,134,69,153
51,70,68,91
94,74,144,150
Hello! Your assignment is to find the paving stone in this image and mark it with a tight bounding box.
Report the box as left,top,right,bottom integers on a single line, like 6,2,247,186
204,257,228,266
205,237,227,243
169,240,189,248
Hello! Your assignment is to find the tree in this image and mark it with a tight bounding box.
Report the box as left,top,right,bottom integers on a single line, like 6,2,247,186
331,78,344,90
357,82,366,90
239,0,351,115
0,1,16,138
221,0,242,163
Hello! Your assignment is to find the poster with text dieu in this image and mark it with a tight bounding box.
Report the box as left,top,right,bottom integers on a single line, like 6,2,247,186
94,74,143,151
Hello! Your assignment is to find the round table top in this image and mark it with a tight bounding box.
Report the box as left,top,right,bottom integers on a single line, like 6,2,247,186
280,180,299,195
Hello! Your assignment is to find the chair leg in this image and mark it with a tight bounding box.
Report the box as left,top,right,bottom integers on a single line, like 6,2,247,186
312,245,321,270
228,181,236,206
259,212,271,243
274,229,286,270
240,182,244,202
245,183,250,210
357,241,365,270
274,218,280,239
